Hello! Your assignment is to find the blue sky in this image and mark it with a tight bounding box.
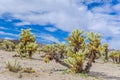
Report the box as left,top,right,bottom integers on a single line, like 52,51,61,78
0,0,120,49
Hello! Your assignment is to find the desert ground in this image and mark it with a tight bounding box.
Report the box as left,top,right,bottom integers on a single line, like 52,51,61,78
0,50,120,80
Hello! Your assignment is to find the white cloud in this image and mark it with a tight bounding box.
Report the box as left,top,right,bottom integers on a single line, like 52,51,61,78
91,4,112,13
0,0,120,48
44,27,57,32
37,33,60,43
4,37,15,40
15,21,31,26
5,19,12,22
108,37,120,49
112,3,120,12
101,37,120,49
0,26,8,30
0,0,89,31
0,31,18,37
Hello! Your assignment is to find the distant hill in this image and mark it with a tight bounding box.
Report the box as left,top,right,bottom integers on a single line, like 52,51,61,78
10,39,19,45
0,39,19,45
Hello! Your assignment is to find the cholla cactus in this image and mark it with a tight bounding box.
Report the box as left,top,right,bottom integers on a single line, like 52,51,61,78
86,32,101,60
40,29,108,73
41,44,54,63
66,29,85,52
16,29,38,59
2,40,15,51
65,29,87,73
84,32,102,72
53,43,67,59
65,49,86,73
41,43,67,63
84,32,109,72
102,44,109,61
109,51,120,63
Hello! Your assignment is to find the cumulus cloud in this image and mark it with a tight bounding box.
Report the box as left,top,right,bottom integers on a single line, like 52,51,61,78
0,0,120,48
112,3,120,12
0,31,18,37
37,33,60,43
0,0,89,31
15,21,31,26
108,37,120,49
0,26,8,30
44,27,57,32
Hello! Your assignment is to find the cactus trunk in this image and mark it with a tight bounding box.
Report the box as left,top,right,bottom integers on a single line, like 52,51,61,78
84,51,94,73
53,56,71,68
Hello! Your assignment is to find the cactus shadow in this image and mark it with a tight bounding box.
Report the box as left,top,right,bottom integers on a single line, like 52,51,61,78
88,71,120,80
31,58,43,61
49,68,67,72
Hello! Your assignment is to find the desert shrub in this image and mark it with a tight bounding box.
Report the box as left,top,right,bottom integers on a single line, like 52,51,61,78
5,60,22,72
5,60,35,73
16,29,38,59
21,67,35,73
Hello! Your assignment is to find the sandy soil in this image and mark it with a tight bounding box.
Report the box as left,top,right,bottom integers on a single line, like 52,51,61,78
0,50,120,80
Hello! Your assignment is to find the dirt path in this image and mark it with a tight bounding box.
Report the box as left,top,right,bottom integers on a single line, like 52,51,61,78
0,50,120,80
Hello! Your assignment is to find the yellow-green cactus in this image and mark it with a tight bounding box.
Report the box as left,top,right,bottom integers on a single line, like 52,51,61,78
65,49,85,73
16,29,38,59
66,29,85,52
2,40,15,51
65,29,86,73
109,51,120,63
40,29,109,73
41,43,67,63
